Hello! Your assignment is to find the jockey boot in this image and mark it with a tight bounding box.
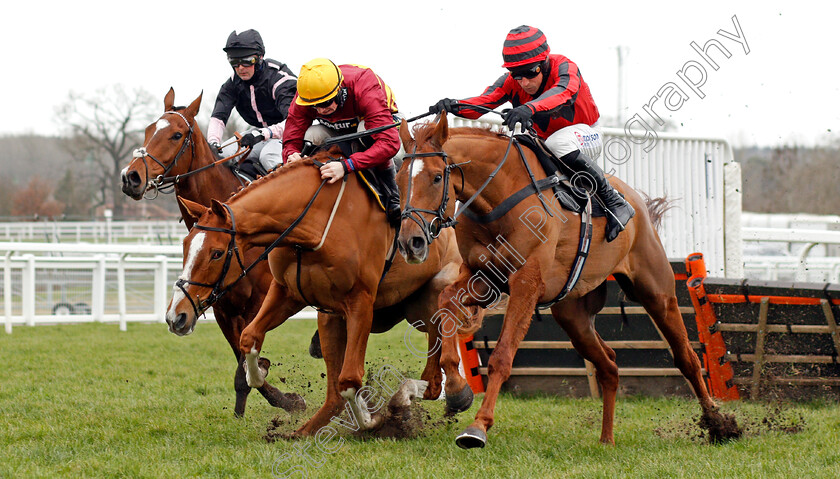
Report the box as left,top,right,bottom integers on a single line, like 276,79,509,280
375,164,402,227
560,150,635,242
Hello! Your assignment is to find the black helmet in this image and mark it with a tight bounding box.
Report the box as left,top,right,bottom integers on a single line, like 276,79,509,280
223,29,265,58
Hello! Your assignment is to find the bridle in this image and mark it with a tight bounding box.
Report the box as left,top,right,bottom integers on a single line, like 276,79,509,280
401,132,521,244
401,148,467,243
173,163,333,319
132,110,196,199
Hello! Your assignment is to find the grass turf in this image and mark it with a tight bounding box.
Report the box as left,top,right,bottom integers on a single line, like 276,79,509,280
1,319,838,478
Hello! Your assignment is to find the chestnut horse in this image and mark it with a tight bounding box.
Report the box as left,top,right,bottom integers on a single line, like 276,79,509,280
396,112,740,448
121,89,470,417
120,88,303,417
169,151,478,435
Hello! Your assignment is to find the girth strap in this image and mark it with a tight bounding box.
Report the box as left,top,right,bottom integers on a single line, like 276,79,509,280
461,175,561,224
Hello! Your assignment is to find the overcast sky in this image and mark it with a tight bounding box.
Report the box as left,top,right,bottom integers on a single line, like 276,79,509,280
2,0,837,147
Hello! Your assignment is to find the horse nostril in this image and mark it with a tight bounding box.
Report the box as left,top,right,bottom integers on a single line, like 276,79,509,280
410,236,426,252
127,170,141,188
174,312,187,330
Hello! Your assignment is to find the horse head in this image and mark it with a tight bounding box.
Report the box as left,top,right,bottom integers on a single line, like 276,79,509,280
121,88,203,200
397,113,458,264
165,197,247,336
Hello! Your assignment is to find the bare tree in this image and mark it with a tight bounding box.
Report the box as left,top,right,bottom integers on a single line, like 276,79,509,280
55,85,157,219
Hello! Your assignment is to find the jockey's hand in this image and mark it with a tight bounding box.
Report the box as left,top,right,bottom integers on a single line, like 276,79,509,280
430,98,460,114
503,104,534,130
286,152,304,163
239,129,265,148
208,140,223,153
320,160,346,184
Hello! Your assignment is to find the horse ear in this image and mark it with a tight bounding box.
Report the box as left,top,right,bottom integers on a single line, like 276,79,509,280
398,118,414,151
178,197,205,223
433,110,450,147
164,87,175,112
210,199,228,220
186,91,203,118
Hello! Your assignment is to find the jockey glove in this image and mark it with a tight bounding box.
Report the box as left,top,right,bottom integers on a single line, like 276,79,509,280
208,140,223,153
430,98,460,114
503,105,534,130
239,130,265,148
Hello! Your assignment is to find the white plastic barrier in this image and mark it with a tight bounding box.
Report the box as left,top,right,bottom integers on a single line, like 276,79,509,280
0,220,184,244
446,115,736,276
0,242,315,334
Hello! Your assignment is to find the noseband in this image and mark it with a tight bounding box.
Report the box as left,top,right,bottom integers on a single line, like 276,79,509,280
132,110,195,199
174,203,246,319
401,149,466,243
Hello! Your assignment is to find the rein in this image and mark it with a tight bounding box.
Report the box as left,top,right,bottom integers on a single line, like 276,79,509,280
132,111,250,199
175,174,330,319
402,110,594,306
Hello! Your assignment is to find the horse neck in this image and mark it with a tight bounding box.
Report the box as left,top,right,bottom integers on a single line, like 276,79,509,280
450,134,537,213
173,128,241,210
227,165,331,248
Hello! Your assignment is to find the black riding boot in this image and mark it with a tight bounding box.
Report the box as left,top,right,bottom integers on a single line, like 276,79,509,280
374,164,402,226
560,150,635,242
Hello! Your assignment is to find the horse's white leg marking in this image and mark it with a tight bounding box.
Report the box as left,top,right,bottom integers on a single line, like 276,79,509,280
340,388,378,429
245,347,265,388
165,232,205,323
389,379,428,407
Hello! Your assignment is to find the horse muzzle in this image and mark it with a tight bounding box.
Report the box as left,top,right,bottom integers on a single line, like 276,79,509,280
398,233,430,264
165,309,197,336
121,169,146,200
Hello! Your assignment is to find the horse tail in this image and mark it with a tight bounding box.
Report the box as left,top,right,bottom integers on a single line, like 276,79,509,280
642,193,675,232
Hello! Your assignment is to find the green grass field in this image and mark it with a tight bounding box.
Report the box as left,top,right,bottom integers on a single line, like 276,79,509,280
1,319,839,478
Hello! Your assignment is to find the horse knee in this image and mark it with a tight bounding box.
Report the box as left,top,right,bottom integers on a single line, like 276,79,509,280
595,363,619,391
239,329,262,355
486,353,515,381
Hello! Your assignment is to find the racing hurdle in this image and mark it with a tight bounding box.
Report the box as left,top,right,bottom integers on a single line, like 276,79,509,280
467,254,840,400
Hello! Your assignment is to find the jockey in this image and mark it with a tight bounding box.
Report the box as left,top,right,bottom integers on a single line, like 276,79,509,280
207,29,297,176
430,25,635,242
283,58,403,226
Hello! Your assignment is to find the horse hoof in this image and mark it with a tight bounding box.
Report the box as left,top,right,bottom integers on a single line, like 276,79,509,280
389,379,429,408
445,383,474,413
281,393,307,413
308,330,323,359
455,426,487,449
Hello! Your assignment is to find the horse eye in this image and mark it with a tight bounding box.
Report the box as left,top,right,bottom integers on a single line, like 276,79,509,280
211,250,224,260
434,174,443,184
171,132,183,140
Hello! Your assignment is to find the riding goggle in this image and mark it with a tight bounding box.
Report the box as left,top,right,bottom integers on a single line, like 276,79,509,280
229,55,259,67
313,98,336,110
510,64,542,80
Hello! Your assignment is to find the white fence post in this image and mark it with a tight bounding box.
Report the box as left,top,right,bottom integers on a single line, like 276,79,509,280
23,254,35,326
4,251,11,334
724,162,744,278
117,253,127,332
154,255,168,323
92,255,106,322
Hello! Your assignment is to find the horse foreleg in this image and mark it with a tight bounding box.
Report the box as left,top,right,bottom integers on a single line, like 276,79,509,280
456,258,544,449
437,264,478,413
240,280,304,388
404,284,445,400
336,292,383,431
295,312,347,436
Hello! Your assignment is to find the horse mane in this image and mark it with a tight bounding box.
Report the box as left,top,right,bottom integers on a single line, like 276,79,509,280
224,158,317,202
412,122,508,146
